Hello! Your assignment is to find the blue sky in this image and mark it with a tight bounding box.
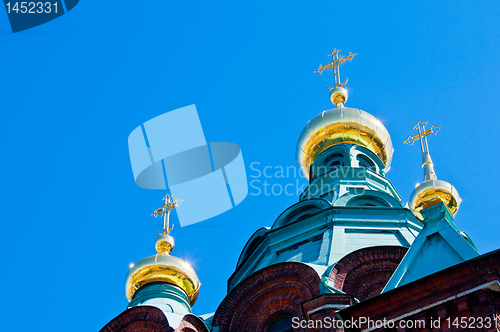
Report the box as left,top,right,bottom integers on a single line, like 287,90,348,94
1,1,499,331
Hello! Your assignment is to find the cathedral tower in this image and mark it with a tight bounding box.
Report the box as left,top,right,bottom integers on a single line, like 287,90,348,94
212,50,424,331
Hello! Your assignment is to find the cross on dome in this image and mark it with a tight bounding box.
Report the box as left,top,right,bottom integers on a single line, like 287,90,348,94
151,194,182,235
314,49,357,90
404,120,441,154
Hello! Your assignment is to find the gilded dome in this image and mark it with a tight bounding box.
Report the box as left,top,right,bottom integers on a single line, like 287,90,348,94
409,179,461,221
404,126,461,221
296,107,393,178
125,254,200,305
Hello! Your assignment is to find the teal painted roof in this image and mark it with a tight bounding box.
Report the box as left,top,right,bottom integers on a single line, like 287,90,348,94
383,203,479,292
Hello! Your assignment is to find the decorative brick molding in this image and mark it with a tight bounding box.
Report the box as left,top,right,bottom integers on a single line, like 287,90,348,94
329,246,408,301
212,262,322,332
100,306,209,332
301,293,356,331
302,293,356,319
179,314,209,332
100,306,173,332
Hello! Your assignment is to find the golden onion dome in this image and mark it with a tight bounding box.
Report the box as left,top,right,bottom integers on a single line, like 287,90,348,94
409,179,461,221
404,123,461,221
296,107,394,178
125,234,200,305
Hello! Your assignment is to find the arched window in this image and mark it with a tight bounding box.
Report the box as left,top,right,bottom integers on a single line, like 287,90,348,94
325,153,345,170
357,154,375,169
265,314,294,332
346,195,390,207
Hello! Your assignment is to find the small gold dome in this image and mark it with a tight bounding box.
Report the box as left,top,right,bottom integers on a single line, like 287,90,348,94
409,179,461,220
155,234,175,255
125,254,200,305
329,87,348,108
296,107,393,178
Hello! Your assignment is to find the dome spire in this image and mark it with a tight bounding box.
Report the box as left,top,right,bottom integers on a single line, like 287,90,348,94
314,49,357,108
404,120,441,181
405,121,461,220
151,194,182,255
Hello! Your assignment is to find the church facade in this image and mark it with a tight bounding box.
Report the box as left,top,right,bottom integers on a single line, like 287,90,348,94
100,51,500,332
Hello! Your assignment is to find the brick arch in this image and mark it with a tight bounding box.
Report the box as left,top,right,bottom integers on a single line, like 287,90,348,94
258,308,296,332
177,314,209,332
99,306,174,332
178,328,195,332
329,246,408,301
100,306,210,332
213,262,322,332
238,294,302,331
122,321,161,332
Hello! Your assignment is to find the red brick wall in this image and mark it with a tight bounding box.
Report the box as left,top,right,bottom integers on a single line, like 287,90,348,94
337,249,500,332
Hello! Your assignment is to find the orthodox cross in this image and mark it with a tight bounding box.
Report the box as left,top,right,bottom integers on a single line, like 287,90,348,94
404,120,441,154
151,194,182,235
314,49,357,89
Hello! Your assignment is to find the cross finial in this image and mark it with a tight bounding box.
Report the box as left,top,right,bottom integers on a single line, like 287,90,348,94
404,120,441,154
151,194,183,235
314,49,357,90
404,120,441,181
